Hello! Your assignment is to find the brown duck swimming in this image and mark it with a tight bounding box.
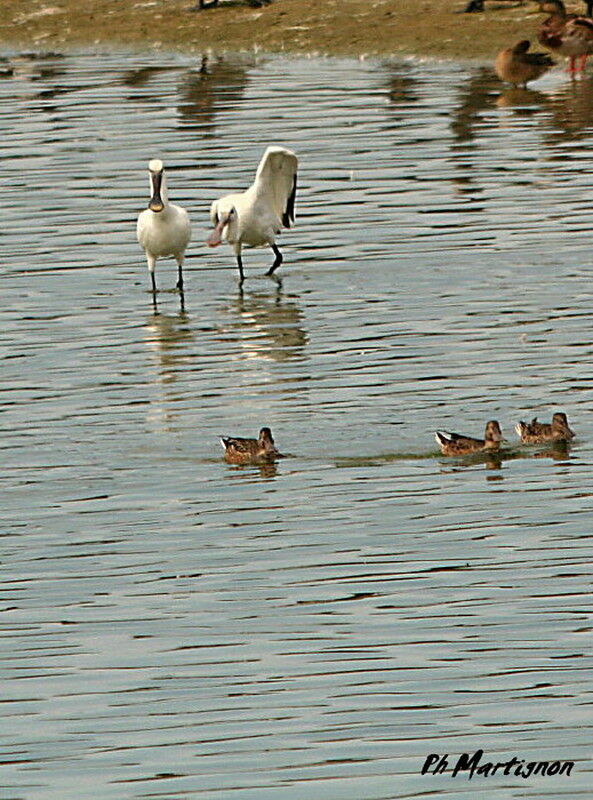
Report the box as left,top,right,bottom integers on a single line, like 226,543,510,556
435,420,504,456
515,412,575,444
220,426,283,463
495,40,555,87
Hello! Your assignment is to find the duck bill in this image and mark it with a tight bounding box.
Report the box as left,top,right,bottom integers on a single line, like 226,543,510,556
207,218,227,247
148,171,164,212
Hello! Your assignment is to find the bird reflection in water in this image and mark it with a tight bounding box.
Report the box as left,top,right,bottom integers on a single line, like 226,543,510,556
544,76,593,143
529,441,573,461
224,460,279,480
451,68,502,144
0,52,68,111
144,310,196,430
440,452,505,474
144,310,195,385
383,64,419,125
440,440,573,478
496,83,551,106
121,65,180,92
119,54,251,135
447,68,502,197
218,286,308,363
495,75,593,146
177,54,251,133
0,52,66,83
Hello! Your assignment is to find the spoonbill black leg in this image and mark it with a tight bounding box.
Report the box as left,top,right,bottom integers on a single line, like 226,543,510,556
266,244,283,276
176,259,184,291
237,254,245,284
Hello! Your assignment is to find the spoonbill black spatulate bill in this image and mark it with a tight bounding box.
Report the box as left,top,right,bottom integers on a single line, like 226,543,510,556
207,146,297,284
137,159,191,299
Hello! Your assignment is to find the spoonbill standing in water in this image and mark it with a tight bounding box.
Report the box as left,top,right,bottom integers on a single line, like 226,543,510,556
207,146,297,284
137,159,191,299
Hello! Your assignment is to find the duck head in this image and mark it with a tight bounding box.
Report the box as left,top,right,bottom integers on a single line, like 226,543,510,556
552,412,575,438
258,427,275,450
484,420,504,448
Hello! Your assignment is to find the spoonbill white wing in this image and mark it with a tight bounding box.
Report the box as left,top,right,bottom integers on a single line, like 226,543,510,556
253,146,297,228
207,146,298,284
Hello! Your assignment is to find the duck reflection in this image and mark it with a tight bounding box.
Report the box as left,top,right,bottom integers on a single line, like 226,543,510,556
383,64,419,121
0,52,66,83
447,68,502,196
218,287,308,362
121,65,179,89
529,441,573,461
496,76,593,147
224,461,279,480
144,310,195,385
439,452,505,473
440,441,573,476
450,68,501,144
0,52,68,111
177,54,250,133
543,76,593,144
495,86,549,110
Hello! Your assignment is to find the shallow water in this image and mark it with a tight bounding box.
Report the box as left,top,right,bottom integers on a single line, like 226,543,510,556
1,50,592,799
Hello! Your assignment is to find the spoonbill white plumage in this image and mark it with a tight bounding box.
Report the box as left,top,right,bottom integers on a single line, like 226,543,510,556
207,146,297,284
136,159,191,296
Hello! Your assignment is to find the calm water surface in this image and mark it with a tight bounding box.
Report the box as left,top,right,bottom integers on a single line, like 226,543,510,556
1,50,592,800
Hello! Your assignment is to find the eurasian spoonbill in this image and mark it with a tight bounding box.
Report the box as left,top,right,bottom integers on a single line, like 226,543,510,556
137,159,191,297
207,146,297,284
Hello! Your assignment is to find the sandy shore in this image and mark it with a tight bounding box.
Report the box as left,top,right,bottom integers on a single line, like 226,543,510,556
0,0,584,60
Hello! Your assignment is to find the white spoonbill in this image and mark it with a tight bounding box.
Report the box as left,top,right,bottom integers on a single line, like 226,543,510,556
207,146,297,284
137,159,191,296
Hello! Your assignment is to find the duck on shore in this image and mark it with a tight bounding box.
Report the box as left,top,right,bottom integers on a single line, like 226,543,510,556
495,39,555,86
193,0,273,9
464,0,525,12
537,0,593,74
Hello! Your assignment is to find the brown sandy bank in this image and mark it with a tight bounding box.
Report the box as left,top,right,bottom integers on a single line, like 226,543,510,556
0,0,583,60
